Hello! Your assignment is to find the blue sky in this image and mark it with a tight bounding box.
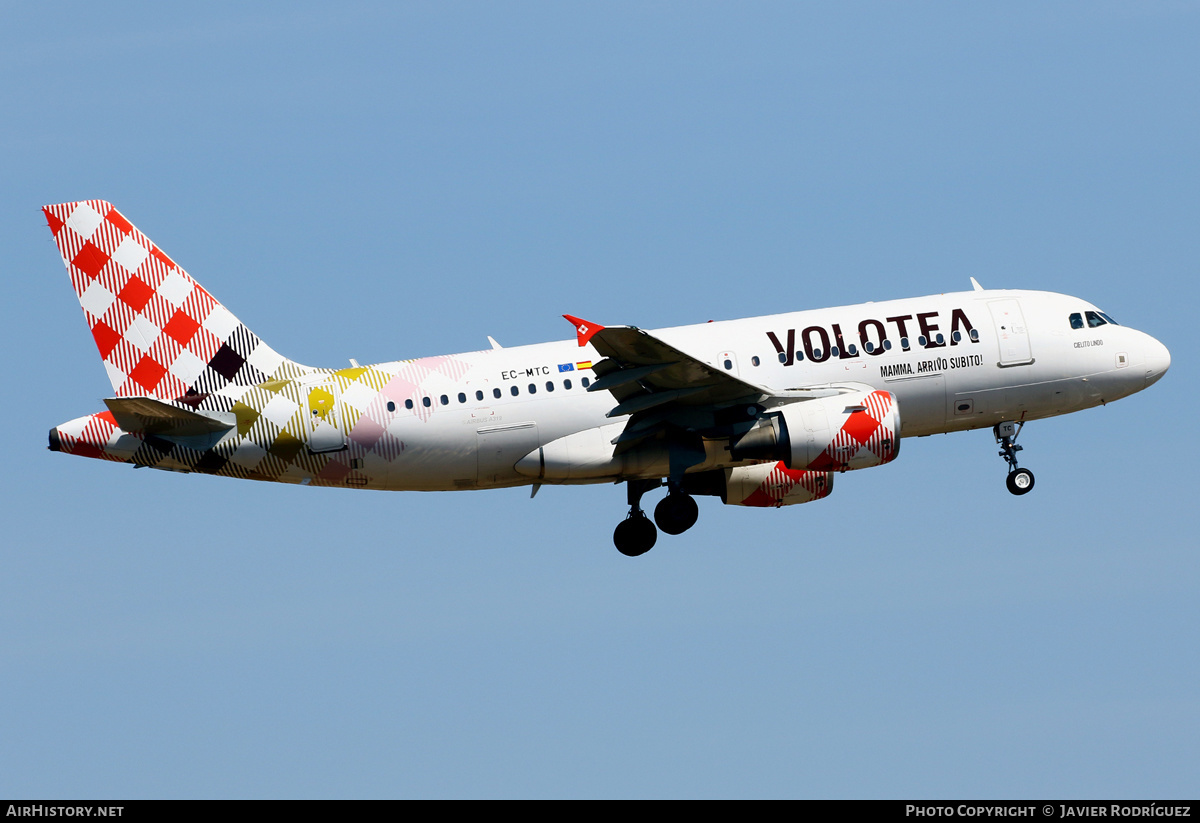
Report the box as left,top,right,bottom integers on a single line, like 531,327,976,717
2,2,1197,798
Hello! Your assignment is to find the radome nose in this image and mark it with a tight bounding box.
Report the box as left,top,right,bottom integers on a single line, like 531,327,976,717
1145,336,1171,388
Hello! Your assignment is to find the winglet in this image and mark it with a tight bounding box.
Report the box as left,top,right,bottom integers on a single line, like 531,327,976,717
563,314,605,347
970,277,984,292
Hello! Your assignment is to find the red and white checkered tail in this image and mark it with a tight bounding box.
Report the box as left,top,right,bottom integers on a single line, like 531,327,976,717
43,200,307,400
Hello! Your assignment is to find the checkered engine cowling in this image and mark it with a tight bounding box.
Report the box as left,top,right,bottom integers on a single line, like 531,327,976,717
723,463,834,508
775,388,901,472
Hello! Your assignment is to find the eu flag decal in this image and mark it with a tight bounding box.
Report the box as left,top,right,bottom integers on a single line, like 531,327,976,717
558,363,575,372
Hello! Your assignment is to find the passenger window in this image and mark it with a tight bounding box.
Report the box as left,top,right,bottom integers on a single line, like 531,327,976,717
1086,311,1106,328
751,356,760,366
476,390,484,401
778,352,787,363
864,342,874,354
969,329,979,341
493,388,502,399
511,386,519,396
884,339,893,350
795,350,805,361
723,359,732,370
900,337,910,350
545,381,554,392
847,344,858,356
458,392,466,404
830,346,840,357
386,401,396,412
422,396,431,408
528,383,537,394
581,377,590,388
405,399,414,410
440,394,449,405
564,379,573,390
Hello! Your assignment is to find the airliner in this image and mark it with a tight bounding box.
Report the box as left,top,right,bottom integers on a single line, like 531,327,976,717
43,200,1171,555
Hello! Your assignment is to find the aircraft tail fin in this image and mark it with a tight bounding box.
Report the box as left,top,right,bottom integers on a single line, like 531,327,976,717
43,200,309,400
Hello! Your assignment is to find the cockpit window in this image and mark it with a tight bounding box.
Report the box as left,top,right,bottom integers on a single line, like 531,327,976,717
1097,311,1118,325
1069,312,1084,330
1086,310,1107,328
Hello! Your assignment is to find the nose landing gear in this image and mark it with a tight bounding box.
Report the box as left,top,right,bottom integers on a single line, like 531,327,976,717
995,421,1035,496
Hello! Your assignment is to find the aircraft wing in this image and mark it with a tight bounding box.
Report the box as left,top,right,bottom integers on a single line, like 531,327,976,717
582,323,766,411
564,315,850,452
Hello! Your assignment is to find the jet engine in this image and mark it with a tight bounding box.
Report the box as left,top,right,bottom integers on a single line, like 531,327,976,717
729,388,900,472
682,462,834,507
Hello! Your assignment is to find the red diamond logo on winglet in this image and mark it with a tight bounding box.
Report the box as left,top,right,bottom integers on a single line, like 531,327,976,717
563,314,605,347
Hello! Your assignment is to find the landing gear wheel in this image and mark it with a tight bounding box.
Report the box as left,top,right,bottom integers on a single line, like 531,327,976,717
614,513,658,556
995,422,1035,496
654,493,699,536
1006,468,1035,496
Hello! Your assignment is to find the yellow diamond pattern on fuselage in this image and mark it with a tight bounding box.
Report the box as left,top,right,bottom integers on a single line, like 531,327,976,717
231,401,260,437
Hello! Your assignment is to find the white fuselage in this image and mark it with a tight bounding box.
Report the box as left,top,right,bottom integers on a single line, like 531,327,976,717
308,288,1167,491
49,287,1171,496
42,200,1172,535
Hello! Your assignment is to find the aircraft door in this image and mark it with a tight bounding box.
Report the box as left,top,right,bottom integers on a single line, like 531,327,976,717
988,299,1034,366
307,383,346,454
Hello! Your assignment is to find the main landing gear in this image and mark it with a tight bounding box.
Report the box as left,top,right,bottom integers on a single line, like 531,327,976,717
613,479,700,556
655,491,698,536
995,421,1035,496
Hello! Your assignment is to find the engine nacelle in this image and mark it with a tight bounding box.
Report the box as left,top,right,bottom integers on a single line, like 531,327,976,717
514,422,671,481
683,463,834,507
731,388,900,472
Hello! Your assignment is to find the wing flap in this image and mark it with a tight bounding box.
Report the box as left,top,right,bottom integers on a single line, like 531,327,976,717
606,385,712,418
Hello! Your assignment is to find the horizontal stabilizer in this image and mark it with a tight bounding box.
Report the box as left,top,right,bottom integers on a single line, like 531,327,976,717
103,396,235,436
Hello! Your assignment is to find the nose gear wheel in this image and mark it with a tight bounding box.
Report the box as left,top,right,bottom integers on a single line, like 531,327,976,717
995,422,1035,496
